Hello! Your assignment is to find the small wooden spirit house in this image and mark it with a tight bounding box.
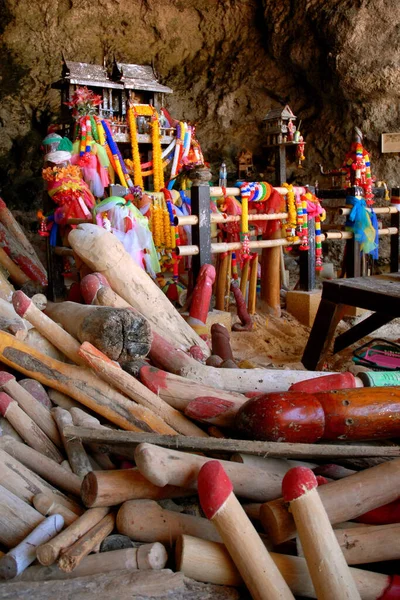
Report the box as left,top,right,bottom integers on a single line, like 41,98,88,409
111,61,173,110
263,104,305,185
238,149,254,179
110,61,173,141
52,57,124,130
263,104,297,146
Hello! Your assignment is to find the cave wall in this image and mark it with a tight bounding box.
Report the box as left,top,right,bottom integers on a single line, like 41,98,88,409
0,0,400,209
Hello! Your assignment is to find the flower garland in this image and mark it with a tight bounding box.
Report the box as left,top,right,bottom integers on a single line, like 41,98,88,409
151,113,164,192
127,105,143,188
42,165,82,182
126,139,176,178
283,183,297,249
127,104,165,192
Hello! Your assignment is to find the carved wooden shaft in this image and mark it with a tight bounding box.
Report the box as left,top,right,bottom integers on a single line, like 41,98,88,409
0,198,46,278
68,224,209,355
117,499,221,544
0,372,62,448
0,435,81,496
0,330,178,434
13,291,84,366
261,457,400,545
0,515,64,579
134,443,284,502
45,300,152,363
176,534,398,598
70,408,116,471
138,363,247,427
78,342,206,437
81,468,192,508
0,222,47,286
0,484,44,549
0,393,63,462
36,507,110,566
0,246,30,286
57,513,115,573
0,446,80,514
52,407,92,479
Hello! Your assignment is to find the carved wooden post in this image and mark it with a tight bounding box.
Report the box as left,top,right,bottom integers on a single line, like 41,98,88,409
190,182,212,285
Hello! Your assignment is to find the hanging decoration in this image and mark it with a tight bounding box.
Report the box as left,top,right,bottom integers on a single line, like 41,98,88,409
342,128,374,205
345,194,378,258
283,183,298,249
302,191,326,269
65,88,113,197
93,196,160,277
41,150,96,252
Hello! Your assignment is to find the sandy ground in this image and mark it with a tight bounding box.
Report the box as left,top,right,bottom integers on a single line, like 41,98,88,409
229,308,400,373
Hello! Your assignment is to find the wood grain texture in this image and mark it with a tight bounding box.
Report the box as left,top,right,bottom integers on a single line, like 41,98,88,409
0,570,240,600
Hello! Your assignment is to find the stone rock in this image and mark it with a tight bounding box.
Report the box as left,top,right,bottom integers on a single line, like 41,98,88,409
0,0,399,209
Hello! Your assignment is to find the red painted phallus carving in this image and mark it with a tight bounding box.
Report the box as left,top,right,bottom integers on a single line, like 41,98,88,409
234,392,325,443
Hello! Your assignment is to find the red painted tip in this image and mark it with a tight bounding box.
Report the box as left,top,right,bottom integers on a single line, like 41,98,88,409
0,199,6,210
198,461,233,519
0,392,14,416
189,346,205,363
379,575,400,599
289,372,356,393
282,466,318,502
80,273,110,305
67,282,83,303
139,365,166,393
185,397,234,420
0,372,15,385
316,475,329,486
12,290,31,317
355,499,400,525
79,341,115,365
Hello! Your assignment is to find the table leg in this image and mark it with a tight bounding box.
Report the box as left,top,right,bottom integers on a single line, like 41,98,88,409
333,312,394,354
302,300,347,371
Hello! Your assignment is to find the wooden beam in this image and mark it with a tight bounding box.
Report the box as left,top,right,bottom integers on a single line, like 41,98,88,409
0,569,240,600
62,426,400,460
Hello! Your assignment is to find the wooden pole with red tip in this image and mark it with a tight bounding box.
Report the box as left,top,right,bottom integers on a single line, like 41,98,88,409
138,363,248,428
247,253,258,315
176,534,400,599
289,372,362,393
0,198,46,277
282,466,361,600
197,460,295,600
80,273,111,305
12,290,84,366
0,392,63,463
78,342,205,438
0,371,62,448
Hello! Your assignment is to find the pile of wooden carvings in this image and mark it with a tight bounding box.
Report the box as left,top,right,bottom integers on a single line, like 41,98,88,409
0,221,398,599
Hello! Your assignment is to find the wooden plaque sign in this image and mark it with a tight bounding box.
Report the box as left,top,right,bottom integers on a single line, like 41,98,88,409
381,133,400,153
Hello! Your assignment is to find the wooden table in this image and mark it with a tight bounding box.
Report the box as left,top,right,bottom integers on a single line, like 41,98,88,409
302,273,400,370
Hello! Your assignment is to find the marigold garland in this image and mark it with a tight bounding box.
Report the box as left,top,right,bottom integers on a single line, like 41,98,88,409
151,114,164,192
42,165,82,182
283,183,298,248
127,106,144,188
127,104,165,192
